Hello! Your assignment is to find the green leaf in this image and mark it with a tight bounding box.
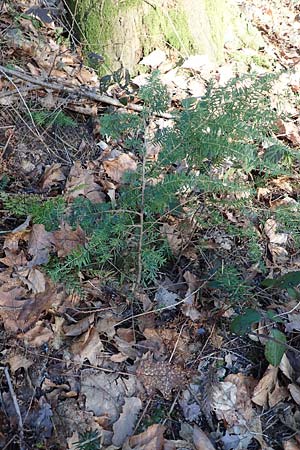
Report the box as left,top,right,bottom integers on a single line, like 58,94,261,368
230,308,261,335
265,329,286,366
262,271,300,289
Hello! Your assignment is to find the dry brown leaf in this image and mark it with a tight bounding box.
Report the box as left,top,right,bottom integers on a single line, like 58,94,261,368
0,276,61,333
65,160,105,203
129,424,165,450
40,163,66,190
28,224,54,266
17,321,54,346
71,327,104,366
102,149,137,183
193,425,216,450
283,440,300,450
53,222,85,257
136,357,189,399
277,119,300,146
17,267,46,294
181,271,201,321
252,365,278,407
112,397,142,447
64,314,95,337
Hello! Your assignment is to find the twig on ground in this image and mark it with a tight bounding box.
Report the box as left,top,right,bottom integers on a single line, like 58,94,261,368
1,366,25,450
0,65,173,119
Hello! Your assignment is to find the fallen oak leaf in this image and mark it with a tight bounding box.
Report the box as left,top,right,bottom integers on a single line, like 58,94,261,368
102,149,137,183
53,222,85,257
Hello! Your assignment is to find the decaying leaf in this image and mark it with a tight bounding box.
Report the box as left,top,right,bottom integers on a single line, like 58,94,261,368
17,320,54,346
136,357,190,399
112,397,142,447
65,160,105,203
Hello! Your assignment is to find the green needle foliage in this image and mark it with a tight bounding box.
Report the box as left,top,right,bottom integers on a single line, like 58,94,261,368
1,71,296,292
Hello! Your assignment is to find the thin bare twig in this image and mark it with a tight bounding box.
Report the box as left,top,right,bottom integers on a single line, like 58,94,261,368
1,367,25,450
0,65,173,119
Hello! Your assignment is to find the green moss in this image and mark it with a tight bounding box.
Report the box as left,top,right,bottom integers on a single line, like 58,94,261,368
204,0,226,61
143,6,196,56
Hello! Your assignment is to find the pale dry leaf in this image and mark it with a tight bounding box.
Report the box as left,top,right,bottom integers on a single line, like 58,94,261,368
193,425,216,450
17,267,46,294
103,150,137,183
182,54,210,71
52,316,65,350
252,365,278,407
280,353,295,381
53,222,85,257
81,370,137,424
139,49,166,68
155,286,178,309
8,354,33,373
65,160,105,203
40,163,66,190
288,384,300,405
129,424,165,449
269,381,288,407
264,219,288,245
112,397,142,447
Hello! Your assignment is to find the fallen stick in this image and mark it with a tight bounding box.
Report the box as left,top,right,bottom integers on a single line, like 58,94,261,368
1,366,25,450
0,65,173,119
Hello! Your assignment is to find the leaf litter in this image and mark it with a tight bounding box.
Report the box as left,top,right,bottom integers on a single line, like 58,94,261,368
2,0,300,449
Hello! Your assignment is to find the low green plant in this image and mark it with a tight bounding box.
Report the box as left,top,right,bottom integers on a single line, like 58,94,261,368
2,71,296,297
74,431,101,450
30,109,77,128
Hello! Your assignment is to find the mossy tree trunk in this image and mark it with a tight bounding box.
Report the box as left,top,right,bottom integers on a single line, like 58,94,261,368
68,0,263,74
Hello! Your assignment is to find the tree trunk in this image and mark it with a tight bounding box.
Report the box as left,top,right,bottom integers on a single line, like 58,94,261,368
68,0,264,74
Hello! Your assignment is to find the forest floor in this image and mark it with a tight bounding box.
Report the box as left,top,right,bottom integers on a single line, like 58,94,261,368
1,1,300,449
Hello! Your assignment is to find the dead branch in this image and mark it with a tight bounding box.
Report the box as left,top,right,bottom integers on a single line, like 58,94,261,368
0,65,173,119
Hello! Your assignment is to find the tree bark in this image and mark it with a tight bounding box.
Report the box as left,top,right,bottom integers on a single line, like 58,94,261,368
67,0,264,74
